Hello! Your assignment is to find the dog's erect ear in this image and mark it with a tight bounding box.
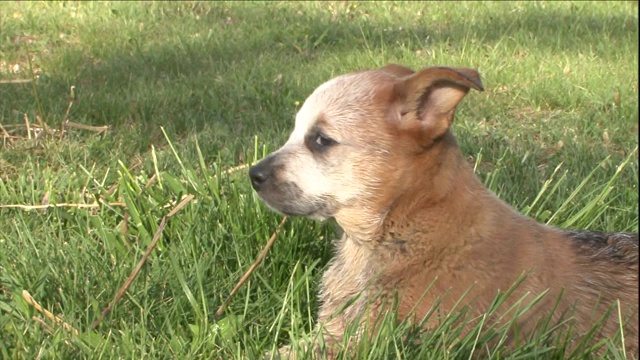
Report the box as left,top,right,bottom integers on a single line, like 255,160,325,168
393,66,484,146
380,63,415,78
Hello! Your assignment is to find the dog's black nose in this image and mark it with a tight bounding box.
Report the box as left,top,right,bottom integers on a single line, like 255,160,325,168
249,160,272,191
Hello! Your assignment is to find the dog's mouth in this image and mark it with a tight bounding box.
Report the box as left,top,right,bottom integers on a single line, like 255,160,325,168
249,155,339,220
252,180,335,220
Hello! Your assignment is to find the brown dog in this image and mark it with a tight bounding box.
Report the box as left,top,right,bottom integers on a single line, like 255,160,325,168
249,64,639,358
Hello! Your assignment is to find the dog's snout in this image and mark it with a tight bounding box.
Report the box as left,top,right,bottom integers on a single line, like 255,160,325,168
249,159,273,191
249,166,269,190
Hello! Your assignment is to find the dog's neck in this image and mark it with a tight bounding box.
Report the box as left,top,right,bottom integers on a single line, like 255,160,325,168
381,137,491,237
337,133,517,249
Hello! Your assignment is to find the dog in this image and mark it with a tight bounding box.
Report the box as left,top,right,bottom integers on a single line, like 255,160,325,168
249,64,639,358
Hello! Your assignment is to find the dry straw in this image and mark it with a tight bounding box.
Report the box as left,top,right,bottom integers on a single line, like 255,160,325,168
17,158,285,336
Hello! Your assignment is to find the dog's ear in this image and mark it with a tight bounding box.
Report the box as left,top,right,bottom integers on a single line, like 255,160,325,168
393,66,484,146
380,63,415,78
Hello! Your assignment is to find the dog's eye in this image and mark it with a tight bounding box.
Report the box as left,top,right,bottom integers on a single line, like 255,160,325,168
315,134,336,147
305,129,338,153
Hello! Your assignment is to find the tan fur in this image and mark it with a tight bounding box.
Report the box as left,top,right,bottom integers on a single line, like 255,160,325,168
249,64,639,358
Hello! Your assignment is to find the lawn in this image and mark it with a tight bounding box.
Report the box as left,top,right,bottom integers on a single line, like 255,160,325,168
0,1,638,359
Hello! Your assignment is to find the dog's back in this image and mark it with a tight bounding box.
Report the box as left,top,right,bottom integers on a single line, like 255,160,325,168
565,230,638,351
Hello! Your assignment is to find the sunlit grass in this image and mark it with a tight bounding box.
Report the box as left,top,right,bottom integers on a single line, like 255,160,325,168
0,1,637,359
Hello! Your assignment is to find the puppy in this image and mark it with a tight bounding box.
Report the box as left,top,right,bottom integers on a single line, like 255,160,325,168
249,64,639,358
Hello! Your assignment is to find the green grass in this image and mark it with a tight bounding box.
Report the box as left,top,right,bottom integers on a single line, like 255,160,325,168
0,1,637,359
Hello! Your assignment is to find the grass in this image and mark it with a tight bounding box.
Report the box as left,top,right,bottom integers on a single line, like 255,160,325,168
0,1,637,359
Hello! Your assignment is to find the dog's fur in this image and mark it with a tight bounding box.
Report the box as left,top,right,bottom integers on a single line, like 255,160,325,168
249,64,639,358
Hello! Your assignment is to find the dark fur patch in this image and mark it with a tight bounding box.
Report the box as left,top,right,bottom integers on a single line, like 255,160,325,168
565,229,639,264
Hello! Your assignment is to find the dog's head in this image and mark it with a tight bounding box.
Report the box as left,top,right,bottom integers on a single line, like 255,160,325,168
249,64,483,236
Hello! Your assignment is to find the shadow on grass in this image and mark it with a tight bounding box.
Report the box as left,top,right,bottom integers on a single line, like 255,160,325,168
1,2,636,147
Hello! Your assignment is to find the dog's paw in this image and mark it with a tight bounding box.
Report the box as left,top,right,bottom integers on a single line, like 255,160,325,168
263,345,305,360
263,344,327,360
263,345,290,360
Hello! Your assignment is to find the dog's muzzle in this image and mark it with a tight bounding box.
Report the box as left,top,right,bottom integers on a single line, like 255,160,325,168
249,156,275,191
249,154,336,219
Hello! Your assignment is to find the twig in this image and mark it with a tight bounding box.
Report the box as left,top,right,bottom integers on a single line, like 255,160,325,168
220,162,256,176
0,78,34,84
22,290,79,335
0,124,25,129
0,201,126,210
31,316,54,333
0,124,34,129
90,194,194,330
104,183,119,199
41,191,50,214
215,216,288,318
30,316,74,348
0,123,13,145
63,121,109,133
145,173,158,188
35,115,51,137
2,120,107,138
166,194,195,217
23,113,31,140
89,216,168,330
120,211,130,240
1,135,24,140
59,95,74,140
221,163,249,175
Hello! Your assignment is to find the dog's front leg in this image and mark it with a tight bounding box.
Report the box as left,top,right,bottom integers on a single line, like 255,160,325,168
268,233,376,359
265,260,365,360
264,343,324,360
315,238,376,358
